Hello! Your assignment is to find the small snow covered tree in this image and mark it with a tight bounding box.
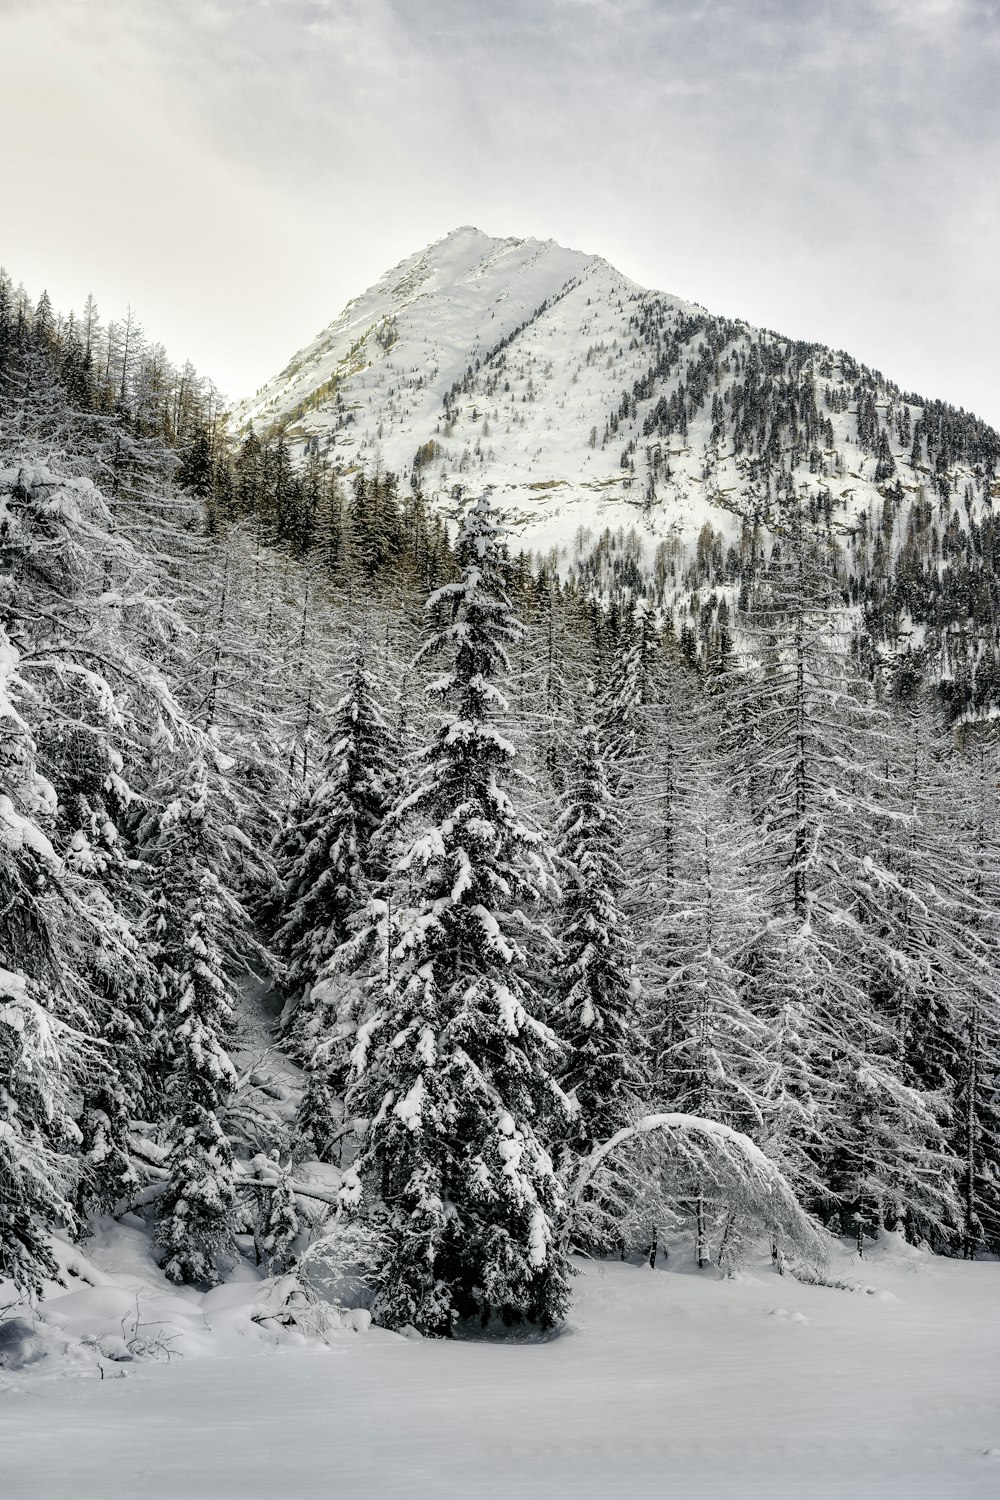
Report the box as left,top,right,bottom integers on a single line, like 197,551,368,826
295,1046,346,1164
248,1153,300,1273
342,496,570,1336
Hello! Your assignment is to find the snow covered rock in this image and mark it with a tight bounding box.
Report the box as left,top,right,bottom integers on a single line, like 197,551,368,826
0,1317,46,1370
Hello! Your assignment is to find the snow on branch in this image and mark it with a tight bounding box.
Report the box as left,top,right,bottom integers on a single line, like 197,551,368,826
567,1112,830,1272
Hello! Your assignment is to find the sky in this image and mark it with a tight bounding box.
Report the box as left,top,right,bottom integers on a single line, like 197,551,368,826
1,0,998,423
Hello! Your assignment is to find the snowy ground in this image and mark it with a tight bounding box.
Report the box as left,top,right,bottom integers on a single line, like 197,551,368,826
4,1235,1000,1500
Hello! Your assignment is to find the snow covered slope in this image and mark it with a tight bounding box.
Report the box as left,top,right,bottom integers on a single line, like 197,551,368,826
234,226,1000,564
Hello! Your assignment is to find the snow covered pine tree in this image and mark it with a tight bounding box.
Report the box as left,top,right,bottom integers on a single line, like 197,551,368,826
267,645,396,1157
342,495,571,1335
141,748,245,1286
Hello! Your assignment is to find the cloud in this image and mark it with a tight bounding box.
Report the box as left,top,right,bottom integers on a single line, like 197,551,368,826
1,0,998,419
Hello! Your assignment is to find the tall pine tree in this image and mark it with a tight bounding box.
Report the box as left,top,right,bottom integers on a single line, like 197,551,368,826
342,497,571,1335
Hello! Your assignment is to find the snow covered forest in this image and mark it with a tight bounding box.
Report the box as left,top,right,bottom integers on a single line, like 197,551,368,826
3,261,1000,1360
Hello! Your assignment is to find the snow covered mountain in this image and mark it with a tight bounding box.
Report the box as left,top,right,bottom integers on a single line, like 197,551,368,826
235,225,999,565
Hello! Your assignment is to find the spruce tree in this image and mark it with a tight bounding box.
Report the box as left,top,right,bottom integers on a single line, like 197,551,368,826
141,749,244,1285
598,595,658,785
250,1155,300,1273
554,717,646,1155
342,496,570,1335
272,644,396,1051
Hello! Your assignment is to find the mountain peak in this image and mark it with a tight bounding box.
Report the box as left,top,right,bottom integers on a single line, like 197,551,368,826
233,230,998,568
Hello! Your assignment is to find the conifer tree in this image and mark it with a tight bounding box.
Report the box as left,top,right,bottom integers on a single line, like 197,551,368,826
651,770,773,1265
629,643,705,1091
141,748,245,1285
598,595,658,784
554,717,646,1154
266,641,397,1166
272,644,396,1046
342,496,570,1335
724,504,950,1244
250,1154,300,1273
0,968,84,1293
951,726,1000,1256
0,627,87,1290
0,459,172,1218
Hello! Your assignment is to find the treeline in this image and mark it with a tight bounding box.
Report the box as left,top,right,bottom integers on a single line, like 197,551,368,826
0,267,224,448
2,280,999,1342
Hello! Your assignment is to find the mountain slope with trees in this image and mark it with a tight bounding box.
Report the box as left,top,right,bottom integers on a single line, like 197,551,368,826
233,226,1000,717
2,249,1000,1359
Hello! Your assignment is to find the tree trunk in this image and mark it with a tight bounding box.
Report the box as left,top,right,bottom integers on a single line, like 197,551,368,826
696,1195,708,1268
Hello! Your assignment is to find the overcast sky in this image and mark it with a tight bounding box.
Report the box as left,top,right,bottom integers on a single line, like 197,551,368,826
2,0,998,422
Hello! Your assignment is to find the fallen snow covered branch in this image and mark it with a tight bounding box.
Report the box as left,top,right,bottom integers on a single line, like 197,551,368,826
120,1150,342,1217
241,1171,342,1208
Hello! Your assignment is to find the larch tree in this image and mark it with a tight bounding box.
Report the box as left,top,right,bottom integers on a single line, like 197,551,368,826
0,457,178,1220
650,767,773,1266
724,503,950,1247
950,724,1000,1256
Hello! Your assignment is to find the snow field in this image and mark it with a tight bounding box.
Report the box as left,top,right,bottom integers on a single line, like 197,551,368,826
4,1238,1000,1500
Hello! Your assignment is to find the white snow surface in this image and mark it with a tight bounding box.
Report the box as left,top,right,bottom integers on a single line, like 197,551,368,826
5,1232,1000,1499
